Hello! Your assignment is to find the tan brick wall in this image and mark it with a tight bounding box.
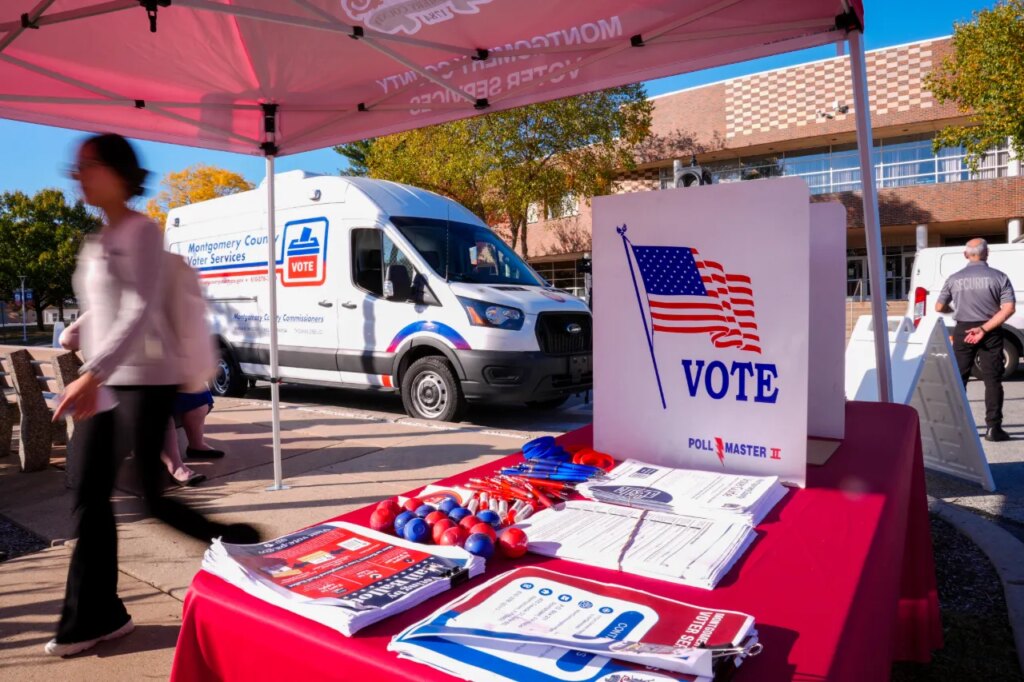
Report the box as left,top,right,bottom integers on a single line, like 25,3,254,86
813,176,1024,228
648,38,962,153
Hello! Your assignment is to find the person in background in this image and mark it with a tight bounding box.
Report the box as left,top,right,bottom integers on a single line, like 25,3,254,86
61,315,206,487
175,388,225,460
161,388,224,487
935,237,1016,442
47,133,259,658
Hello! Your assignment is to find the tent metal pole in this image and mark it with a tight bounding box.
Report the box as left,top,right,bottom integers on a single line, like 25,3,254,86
0,0,56,54
848,29,893,403
264,153,286,491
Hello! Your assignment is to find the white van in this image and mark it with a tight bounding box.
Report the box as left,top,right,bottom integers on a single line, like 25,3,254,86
164,171,593,421
907,242,1024,377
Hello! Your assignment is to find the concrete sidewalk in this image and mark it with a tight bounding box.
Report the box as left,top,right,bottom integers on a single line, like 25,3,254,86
0,396,555,681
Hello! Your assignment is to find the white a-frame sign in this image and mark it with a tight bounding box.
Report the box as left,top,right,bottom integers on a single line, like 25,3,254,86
845,315,995,491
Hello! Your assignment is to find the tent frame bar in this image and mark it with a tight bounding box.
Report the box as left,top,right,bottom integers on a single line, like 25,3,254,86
0,52,260,145
0,0,55,53
848,28,893,402
0,0,132,36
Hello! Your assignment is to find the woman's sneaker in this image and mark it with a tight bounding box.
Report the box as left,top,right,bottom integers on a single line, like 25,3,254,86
44,618,135,657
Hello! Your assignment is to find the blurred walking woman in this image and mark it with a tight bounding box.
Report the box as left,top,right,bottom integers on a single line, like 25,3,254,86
47,134,257,657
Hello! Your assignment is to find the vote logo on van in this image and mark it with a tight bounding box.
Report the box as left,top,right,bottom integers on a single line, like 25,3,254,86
281,219,328,287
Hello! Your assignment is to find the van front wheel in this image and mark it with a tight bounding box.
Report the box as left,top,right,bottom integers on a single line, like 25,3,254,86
401,356,466,422
211,346,249,397
971,339,1021,380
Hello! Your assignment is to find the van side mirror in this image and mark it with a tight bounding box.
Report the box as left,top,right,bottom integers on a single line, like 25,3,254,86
385,264,412,301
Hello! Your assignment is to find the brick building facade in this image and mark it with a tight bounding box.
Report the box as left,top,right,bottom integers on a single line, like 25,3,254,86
527,37,1024,303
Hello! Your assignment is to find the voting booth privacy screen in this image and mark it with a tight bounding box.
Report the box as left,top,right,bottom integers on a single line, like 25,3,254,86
593,178,814,487
846,315,996,491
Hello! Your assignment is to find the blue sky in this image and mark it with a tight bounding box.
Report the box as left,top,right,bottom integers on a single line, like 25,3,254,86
0,0,992,200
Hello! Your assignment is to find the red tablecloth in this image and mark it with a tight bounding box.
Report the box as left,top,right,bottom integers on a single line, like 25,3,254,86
170,401,941,681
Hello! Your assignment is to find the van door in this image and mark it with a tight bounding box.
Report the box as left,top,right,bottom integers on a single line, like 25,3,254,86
337,226,433,388
271,210,341,382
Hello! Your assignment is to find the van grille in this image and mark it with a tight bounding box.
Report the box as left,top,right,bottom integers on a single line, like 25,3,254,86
535,313,592,355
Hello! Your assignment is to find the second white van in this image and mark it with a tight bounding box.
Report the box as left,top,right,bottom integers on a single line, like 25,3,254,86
165,171,593,421
907,242,1024,377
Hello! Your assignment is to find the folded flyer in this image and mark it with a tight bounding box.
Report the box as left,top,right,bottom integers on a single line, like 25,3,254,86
517,501,756,590
578,459,788,526
202,520,485,636
389,566,760,682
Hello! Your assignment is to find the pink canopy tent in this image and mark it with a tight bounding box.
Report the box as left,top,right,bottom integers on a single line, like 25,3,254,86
0,0,888,489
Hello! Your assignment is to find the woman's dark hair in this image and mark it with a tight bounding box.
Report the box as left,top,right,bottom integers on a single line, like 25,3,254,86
82,133,149,198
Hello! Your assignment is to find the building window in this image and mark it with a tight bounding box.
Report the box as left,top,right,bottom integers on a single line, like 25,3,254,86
689,133,1010,195
546,193,579,220
526,202,541,224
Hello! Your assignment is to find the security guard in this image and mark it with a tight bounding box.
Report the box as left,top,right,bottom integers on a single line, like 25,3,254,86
936,238,1016,441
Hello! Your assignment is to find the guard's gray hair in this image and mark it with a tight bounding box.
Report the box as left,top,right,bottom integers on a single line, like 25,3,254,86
965,239,989,259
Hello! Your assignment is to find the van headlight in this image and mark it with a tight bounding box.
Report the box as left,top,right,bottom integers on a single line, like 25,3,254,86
457,297,524,330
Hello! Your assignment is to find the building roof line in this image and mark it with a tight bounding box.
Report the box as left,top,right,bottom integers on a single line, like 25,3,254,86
649,34,952,102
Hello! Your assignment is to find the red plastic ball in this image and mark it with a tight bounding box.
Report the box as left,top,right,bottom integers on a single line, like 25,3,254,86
439,526,467,547
370,508,396,534
469,522,497,542
425,510,448,526
376,499,401,515
498,527,529,558
403,497,423,512
432,519,455,544
458,515,481,531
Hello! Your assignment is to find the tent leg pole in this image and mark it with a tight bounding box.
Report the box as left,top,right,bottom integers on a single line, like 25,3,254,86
849,30,893,403
264,155,287,491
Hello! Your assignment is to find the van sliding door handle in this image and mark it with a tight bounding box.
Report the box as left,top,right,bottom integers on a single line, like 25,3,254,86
318,300,334,308
341,301,358,309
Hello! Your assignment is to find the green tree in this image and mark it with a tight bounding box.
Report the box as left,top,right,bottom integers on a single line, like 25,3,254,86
332,139,373,176
146,164,254,227
343,85,652,257
0,189,101,329
925,0,1024,167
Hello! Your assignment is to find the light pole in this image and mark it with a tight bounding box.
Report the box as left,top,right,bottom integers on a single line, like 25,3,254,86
18,275,26,344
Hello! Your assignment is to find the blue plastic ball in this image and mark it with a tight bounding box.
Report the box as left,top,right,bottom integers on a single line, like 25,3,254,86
448,507,472,523
402,517,430,543
464,532,495,558
414,504,437,518
394,510,416,535
476,509,501,527
438,497,459,514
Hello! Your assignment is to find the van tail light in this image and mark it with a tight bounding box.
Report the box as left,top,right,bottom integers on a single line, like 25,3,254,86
912,287,927,328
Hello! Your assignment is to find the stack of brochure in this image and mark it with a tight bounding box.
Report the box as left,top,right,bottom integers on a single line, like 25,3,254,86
390,566,761,682
201,521,485,636
578,459,789,526
517,501,756,590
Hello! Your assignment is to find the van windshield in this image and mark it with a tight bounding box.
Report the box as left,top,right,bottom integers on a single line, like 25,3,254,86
391,217,542,286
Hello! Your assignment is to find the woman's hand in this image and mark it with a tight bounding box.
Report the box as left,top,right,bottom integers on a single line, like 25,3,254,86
53,371,102,421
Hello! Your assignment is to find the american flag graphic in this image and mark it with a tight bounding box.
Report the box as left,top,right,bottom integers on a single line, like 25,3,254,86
630,244,761,353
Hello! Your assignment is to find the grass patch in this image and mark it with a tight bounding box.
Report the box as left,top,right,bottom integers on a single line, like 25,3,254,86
892,515,1022,680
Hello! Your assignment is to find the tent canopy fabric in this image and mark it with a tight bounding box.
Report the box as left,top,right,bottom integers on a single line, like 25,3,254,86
0,0,889,491
2,0,862,156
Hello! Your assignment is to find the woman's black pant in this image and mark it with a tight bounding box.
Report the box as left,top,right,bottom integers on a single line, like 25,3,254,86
57,385,221,643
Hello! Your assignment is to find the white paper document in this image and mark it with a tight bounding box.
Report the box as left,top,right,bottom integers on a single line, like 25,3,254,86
390,566,760,682
516,501,756,590
578,459,788,526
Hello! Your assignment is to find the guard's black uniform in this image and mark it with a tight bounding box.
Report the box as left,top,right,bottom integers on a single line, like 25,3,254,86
937,261,1015,429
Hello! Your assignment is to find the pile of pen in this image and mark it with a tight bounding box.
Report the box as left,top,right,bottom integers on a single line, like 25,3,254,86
461,436,614,525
